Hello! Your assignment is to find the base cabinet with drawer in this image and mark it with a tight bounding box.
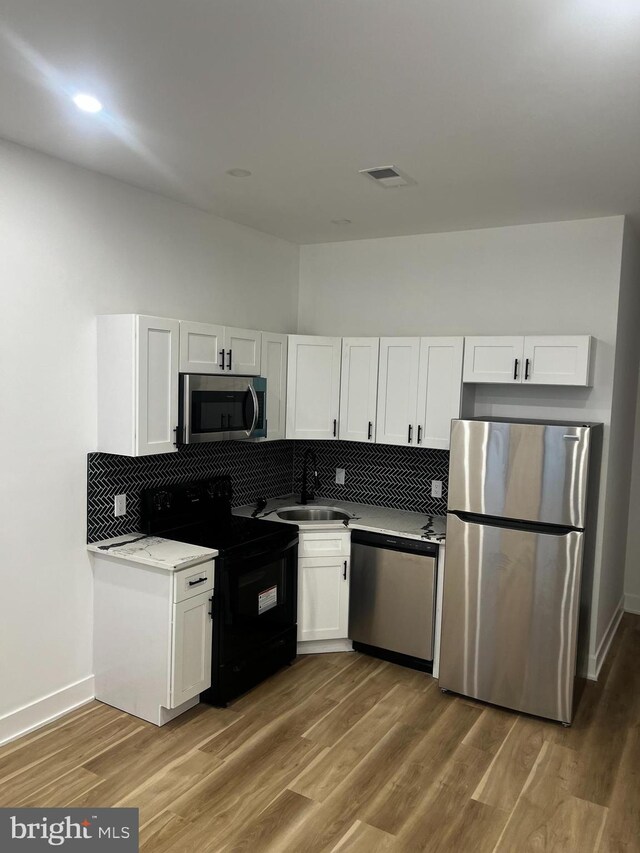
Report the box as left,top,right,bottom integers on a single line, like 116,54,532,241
92,555,214,726
297,530,351,650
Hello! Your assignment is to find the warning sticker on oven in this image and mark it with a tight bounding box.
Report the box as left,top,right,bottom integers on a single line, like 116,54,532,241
258,585,278,614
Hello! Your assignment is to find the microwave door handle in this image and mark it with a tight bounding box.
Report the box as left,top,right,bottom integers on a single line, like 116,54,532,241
247,383,259,435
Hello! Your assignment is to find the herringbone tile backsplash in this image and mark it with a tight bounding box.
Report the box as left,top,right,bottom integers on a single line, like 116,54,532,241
86,441,293,543
293,441,449,515
87,440,449,542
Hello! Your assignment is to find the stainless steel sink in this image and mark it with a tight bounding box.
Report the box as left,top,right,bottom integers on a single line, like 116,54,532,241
277,507,350,522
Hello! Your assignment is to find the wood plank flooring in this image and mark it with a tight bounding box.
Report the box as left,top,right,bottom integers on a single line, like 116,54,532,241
1,613,639,852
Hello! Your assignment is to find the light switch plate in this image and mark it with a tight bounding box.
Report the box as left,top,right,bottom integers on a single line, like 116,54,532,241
431,480,442,499
114,494,127,517
335,468,346,485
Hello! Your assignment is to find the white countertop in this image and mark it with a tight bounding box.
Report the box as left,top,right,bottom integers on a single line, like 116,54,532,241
234,496,446,544
87,534,218,571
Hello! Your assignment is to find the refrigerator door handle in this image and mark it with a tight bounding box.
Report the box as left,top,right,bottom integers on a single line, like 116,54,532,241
450,510,581,536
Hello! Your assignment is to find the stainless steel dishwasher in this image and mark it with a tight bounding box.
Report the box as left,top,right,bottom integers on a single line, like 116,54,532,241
349,529,438,672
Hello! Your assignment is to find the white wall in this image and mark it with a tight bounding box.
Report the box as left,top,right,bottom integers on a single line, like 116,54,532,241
0,139,299,739
622,229,640,617
299,216,626,670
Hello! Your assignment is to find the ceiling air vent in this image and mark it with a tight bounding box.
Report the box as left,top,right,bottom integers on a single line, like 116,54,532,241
359,165,416,188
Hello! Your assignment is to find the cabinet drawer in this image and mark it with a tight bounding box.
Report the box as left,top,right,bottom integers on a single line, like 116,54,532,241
299,531,350,558
174,560,214,603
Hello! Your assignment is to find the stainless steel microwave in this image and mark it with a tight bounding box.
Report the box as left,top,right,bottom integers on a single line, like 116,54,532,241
178,374,267,444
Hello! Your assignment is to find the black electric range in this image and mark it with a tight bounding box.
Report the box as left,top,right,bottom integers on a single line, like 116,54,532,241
141,477,298,706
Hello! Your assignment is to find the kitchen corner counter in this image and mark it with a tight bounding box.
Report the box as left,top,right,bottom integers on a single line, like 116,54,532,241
234,496,446,544
87,534,218,571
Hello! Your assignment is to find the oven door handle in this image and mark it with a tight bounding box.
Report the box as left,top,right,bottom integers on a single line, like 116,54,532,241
247,382,259,436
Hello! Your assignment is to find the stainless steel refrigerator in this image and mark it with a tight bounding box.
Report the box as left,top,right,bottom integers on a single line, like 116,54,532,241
439,417,601,724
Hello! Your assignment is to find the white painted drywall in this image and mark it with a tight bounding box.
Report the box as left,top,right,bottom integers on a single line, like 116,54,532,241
299,216,626,667
624,376,640,615
595,222,640,640
0,139,299,730
622,228,640,617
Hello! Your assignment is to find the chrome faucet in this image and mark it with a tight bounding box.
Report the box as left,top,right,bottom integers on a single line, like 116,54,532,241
301,449,320,505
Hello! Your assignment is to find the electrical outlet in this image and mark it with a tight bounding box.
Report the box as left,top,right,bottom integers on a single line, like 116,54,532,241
114,494,127,517
431,480,442,499
335,468,346,485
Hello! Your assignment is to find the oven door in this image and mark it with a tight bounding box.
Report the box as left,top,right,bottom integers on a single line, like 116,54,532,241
179,374,260,443
217,535,298,666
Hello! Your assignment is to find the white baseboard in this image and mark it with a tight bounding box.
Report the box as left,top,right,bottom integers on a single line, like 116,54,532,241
624,592,640,615
586,597,624,681
0,676,95,747
297,639,354,655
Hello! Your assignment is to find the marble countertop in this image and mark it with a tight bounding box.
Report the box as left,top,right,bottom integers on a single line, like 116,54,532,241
234,496,446,544
87,534,218,571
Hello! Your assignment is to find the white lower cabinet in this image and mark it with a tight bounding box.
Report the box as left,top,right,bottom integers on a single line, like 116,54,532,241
171,591,214,708
297,531,350,645
92,555,214,726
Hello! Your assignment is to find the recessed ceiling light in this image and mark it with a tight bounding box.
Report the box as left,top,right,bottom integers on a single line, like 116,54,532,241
331,218,352,225
72,92,103,114
226,168,252,178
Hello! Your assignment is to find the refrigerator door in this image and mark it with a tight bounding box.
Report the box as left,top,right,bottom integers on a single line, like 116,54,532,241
439,512,583,723
448,419,591,528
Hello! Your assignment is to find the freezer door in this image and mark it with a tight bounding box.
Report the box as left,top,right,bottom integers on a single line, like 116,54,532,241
448,419,591,528
439,512,583,723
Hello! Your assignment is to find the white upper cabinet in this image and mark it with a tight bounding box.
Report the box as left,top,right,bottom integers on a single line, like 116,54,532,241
339,338,379,443
416,337,464,450
523,336,592,386
260,332,288,441
225,326,262,375
179,321,225,374
286,335,342,440
463,336,524,383
376,338,421,446
179,321,261,375
98,314,179,456
464,335,592,386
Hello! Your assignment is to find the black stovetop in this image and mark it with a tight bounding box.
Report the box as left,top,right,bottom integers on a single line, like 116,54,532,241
141,477,294,556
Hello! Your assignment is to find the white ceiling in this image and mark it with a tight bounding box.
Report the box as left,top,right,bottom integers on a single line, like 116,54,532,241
1,0,639,244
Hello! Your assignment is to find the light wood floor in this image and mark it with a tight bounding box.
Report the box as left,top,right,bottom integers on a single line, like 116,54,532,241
1,614,639,852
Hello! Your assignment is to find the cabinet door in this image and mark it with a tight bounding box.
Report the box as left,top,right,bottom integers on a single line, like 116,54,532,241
170,590,213,708
339,338,379,443
376,338,420,446
260,332,288,440
463,336,524,383
298,556,350,641
522,336,592,386
416,337,464,450
136,315,180,456
286,336,342,440
179,321,225,374
224,327,262,375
